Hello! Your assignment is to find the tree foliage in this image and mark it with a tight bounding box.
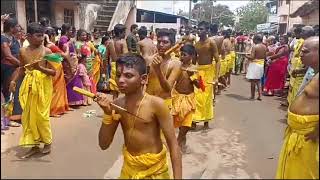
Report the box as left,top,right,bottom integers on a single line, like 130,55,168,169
235,0,268,32
190,0,234,27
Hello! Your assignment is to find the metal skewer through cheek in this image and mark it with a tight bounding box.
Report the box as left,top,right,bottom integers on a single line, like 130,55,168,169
72,87,146,121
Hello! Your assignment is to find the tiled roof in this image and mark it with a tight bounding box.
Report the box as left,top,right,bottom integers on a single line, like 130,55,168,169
290,0,319,17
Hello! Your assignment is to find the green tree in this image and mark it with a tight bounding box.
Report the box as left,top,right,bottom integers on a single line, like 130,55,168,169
235,0,268,32
191,0,235,27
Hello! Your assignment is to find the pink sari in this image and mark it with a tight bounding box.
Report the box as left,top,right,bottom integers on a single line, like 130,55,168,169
264,45,289,91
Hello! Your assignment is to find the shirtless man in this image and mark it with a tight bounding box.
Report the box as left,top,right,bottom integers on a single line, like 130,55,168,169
209,23,225,94
146,28,182,108
137,26,157,66
107,24,128,99
221,30,233,87
245,34,267,101
96,54,182,179
172,44,200,153
180,26,196,45
193,21,220,130
276,37,319,179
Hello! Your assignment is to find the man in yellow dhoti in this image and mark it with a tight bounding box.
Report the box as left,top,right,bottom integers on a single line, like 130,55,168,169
9,23,56,158
96,54,182,179
208,23,225,95
171,44,199,153
107,24,128,99
276,37,319,179
146,29,182,109
287,26,315,106
193,21,220,130
222,30,234,87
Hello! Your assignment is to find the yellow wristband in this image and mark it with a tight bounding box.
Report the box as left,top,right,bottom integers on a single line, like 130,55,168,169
102,110,121,125
190,74,198,81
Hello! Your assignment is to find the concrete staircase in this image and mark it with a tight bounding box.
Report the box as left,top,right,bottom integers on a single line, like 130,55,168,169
93,0,119,33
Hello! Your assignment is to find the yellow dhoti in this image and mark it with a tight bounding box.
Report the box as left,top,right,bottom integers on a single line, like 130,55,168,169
19,70,53,147
171,89,195,128
219,57,228,77
193,64,215,122
109,62,119,92
276,110,319,179
230,51,236,70
120,145,170,179
225,53,233,71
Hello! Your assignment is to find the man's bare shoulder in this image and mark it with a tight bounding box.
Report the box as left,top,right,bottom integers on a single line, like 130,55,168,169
147,94,166,110
305,73,319,97
170,59,182,67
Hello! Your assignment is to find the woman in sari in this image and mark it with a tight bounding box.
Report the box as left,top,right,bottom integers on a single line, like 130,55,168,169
44,27,70,117
264,35,289,96
59,24,84,107
75,29,100,94
1,18,22,126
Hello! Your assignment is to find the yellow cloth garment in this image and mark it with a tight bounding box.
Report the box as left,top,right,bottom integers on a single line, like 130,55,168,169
109,62,119,92
252,59,264,65
193,64,215,122
171,89,195,128
276,110,319,179
230,51,236,70
219,57,228,77
19,70,53,147
164,98,172,109
225,53,233,70
288,76,304,106
287,39,305,105
92,54,101,88
120,144,170,179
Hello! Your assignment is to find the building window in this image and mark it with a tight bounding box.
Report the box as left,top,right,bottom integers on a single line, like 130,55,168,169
64,9,74,26
286,0,290,4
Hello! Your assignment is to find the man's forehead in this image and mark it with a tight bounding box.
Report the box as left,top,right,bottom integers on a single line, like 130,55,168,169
116,64,138,73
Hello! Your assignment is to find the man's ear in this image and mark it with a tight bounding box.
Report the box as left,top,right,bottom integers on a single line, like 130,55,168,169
141,74,148,85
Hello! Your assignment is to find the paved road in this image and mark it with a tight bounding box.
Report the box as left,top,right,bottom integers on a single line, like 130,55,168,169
1,75,287,179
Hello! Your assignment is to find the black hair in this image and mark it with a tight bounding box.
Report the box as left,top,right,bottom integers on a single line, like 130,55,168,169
294,25,304,34
27,22,45,35
209,23,219,35
180,44,196,56
253,34,263,43
114,24,126,37
157,28,176,44
198,21,210,30
93,28,98,33
45,27,56,37
101,36,110,45
3,18,18,33
61,23,72,35
77,29,87,40
222,30,230,39
280,35,289,44
138,26,148,38
39,17,50,27
44,27,56,46
130,24,138,32
116,54,147,75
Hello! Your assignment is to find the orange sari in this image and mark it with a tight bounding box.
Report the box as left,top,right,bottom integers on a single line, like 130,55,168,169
49,61,69,116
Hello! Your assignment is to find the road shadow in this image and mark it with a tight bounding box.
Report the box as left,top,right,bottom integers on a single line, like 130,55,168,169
224,93,250,101
277,118,287,125
277,105,288,111
2,145,52,163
